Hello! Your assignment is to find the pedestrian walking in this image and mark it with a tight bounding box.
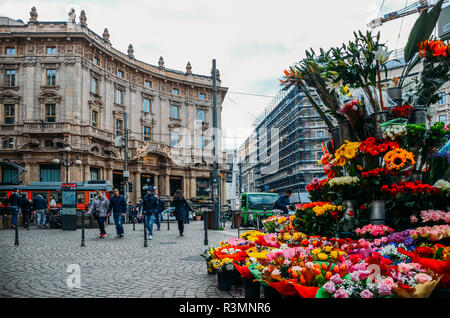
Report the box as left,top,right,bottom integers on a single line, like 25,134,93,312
32,194,48,228
20,193,31,228
142,186,158,240
170,190,192,237
154,194,164,231
88,190,110,238
8,188,21,229
106,188,127,238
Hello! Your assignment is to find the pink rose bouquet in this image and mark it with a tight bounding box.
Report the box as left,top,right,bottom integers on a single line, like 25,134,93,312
355,224,394,239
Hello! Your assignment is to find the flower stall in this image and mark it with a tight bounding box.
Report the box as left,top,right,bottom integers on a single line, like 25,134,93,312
202,3,450,298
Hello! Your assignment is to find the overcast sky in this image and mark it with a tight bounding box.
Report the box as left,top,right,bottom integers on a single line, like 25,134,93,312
1,0,429,149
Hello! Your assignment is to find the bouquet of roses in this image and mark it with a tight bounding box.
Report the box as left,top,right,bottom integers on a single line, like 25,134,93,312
391,104,413,119
262,215,294,234
355,224,394,239
338,99,368,141
410,224,450,242
321,272,395,298
389,262,440,298
410,210,450,225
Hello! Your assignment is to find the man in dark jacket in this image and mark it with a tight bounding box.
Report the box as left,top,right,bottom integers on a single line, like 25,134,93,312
20,193,32,228
8,188,21,229
142,187,158,240
32,194,48,228
107,188,127,238
274,189,293,214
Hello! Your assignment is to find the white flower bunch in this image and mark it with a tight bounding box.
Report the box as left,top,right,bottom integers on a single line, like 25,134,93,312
434,179,450,192
329,176,360,187
379,243,408,263
382,125,406,140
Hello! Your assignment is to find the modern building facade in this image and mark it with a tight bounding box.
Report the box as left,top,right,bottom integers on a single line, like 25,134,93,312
237,85,330,198
225,148,239,210
0,8,228,203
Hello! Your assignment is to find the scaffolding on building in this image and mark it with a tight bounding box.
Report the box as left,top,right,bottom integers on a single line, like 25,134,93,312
254,85,329,195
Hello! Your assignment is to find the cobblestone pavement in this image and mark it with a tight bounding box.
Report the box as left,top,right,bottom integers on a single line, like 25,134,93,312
0,221,244,298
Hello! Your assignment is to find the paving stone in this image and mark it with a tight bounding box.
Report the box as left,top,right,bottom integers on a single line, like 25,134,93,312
0,222,243,298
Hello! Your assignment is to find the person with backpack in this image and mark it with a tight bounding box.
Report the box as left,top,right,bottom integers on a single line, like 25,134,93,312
106,188,127,238
171,190,192,237
8,188,21,229
32,194,48,228
142,186,158,240
88,190,110,238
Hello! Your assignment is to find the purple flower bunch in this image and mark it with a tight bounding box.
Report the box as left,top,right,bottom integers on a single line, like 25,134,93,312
384,229,415,249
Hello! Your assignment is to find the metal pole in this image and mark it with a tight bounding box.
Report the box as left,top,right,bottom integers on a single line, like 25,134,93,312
143,213,148,247
14,210,19,246
124,112,129,224
212,59,220,230
81,208,85,247
167,208,170,231
204,210,208,246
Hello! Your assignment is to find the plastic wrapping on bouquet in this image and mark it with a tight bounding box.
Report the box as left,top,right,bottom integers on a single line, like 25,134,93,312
370,200,386,225
387,87,402,106
371,111,388,139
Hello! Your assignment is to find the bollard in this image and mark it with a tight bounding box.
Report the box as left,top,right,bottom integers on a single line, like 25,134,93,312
133,216,135,231
167,211,170,231
14,217,19,246
81,210,85,247
204,210,208,246
143,214,148,247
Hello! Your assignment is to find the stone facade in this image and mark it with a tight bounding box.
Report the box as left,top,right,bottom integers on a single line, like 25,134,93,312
0,11,228,203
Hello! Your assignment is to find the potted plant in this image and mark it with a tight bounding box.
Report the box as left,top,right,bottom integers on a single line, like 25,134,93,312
195,210,204,221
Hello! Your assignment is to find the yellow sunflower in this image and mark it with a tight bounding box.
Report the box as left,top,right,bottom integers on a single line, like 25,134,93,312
384,148,415,170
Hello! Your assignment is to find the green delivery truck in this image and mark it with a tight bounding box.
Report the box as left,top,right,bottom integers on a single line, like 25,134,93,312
239,192,279,229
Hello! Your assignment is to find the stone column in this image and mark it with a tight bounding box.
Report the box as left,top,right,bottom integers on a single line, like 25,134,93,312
24,162,32,185
190,177,196,198
165,174,170,196
106,167,113,184
221,177,226,205
84,164,90,182
154,174,159,195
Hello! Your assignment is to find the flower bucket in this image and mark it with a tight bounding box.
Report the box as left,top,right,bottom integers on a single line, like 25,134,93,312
338,120,353,145
328,127,341,152
411,106,427,125
370,200,386,225
262,284,282,298
370,110,388,139
217,270,232,291
243,278,261,298
230,270,242,286
387,87,402,106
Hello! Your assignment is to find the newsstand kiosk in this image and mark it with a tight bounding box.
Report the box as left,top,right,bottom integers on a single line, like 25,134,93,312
61,183,77,230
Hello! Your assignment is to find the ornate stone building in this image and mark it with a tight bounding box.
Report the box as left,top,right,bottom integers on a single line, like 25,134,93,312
0,8,228,203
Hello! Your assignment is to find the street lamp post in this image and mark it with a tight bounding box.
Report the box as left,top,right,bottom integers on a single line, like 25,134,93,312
53,146,82,183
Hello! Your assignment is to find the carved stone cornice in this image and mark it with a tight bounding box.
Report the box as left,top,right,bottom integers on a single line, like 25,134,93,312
40,85,60,91
88,99,104,110
64,57,76,66
168,122,183,131
24,57,36,67
40,63,60,69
